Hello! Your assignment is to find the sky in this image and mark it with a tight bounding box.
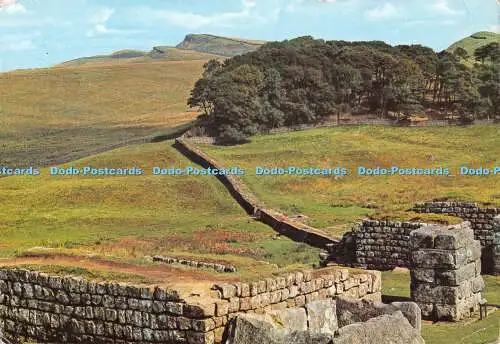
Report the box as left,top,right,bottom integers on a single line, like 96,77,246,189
0,0,498,71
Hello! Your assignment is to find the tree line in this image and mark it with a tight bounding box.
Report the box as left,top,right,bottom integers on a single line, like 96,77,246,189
188,36,499,141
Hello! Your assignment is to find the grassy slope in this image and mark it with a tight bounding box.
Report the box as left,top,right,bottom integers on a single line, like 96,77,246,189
200,126,500,237
447,31,499,65
0,141,319,280
0,59,208,167
176,34,265,57
58,47,222,67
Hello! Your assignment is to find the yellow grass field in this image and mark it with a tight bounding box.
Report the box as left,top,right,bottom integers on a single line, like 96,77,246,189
0,59,211,167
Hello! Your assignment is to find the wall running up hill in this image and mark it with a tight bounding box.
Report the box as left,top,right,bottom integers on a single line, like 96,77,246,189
174,137,338,249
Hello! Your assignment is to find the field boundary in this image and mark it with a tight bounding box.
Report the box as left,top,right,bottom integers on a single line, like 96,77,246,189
173,136,338,249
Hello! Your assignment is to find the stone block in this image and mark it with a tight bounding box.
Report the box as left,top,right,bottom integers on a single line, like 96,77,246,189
183,301,216,318
335,311,424,344
305,299,338,334
411,249,456,269
267,307,307,331
411,284,462,305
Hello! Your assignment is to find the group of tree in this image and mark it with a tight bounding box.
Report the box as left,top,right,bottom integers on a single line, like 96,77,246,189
188,36,500,141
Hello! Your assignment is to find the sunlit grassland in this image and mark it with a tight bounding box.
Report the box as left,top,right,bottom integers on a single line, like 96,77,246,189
199,125,500,237
0,59,208,167
0,141,320,280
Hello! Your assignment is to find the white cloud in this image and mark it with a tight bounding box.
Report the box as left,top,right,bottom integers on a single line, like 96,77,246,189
365,3,399,20
0,33,36,51
152,0,272,29
490,24,500,33
429,0,464,16
0,0,26,14
87,7,118,37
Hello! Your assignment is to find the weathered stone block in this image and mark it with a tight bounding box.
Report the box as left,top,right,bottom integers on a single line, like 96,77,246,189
267,307,307,331
306,299,338,334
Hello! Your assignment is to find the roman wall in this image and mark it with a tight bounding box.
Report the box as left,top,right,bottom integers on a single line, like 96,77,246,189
0,268,381,344
174,137,338,250
321,220,425,270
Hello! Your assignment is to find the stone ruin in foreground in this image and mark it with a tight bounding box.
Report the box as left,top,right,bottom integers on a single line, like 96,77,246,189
323,220,486,322
225,296,424,344
0,205,495,343
410,224,484,321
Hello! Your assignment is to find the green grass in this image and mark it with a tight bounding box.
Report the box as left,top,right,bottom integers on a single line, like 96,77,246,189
0,141,320,281
199,125,500,236
447,31,500,66
0,59,209,167
382,270,500,344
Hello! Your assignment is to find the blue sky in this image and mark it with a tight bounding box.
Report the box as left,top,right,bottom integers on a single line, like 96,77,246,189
0,0,498,71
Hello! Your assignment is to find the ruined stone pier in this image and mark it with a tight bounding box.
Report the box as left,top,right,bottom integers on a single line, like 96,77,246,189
410,223,485,321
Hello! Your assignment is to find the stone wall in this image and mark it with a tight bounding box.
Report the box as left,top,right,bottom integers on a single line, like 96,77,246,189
174,137,338,249
208,268,381,342
321,220,425,270
0,268,381,344
152,256,236,274
493,215,500,275
413,201,500,272
410,223,485,321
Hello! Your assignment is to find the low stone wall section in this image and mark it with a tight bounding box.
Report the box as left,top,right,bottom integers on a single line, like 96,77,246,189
174,137,338,249
321,220,425,270
413,201,500,273
152,256,236,273
0,268,381,344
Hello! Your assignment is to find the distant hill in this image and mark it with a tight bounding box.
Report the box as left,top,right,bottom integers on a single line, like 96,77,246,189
58,47,222,67
447,31,499,63
176,34,266,57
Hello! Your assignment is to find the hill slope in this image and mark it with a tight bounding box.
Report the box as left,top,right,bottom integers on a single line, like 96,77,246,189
199,125,500,236
59,47,222,67
0,141,319,280
447,31,499,61
0,59,209,167
176,34,266,57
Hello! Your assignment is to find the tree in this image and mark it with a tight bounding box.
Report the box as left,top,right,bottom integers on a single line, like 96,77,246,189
473,43,499,64
453,47,469,60
187,36,491,140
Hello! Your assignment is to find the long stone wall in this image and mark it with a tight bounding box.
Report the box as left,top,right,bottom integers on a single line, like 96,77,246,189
174,137,338,249
413,201,500,273
0,268,381,344
321,220,425,270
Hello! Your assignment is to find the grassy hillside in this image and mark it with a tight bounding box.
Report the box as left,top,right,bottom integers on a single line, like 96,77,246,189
447,31,499,63
176,34,265,57
199,125,500,237
0,141,320,282
0,59,211,167
59,47,222,67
